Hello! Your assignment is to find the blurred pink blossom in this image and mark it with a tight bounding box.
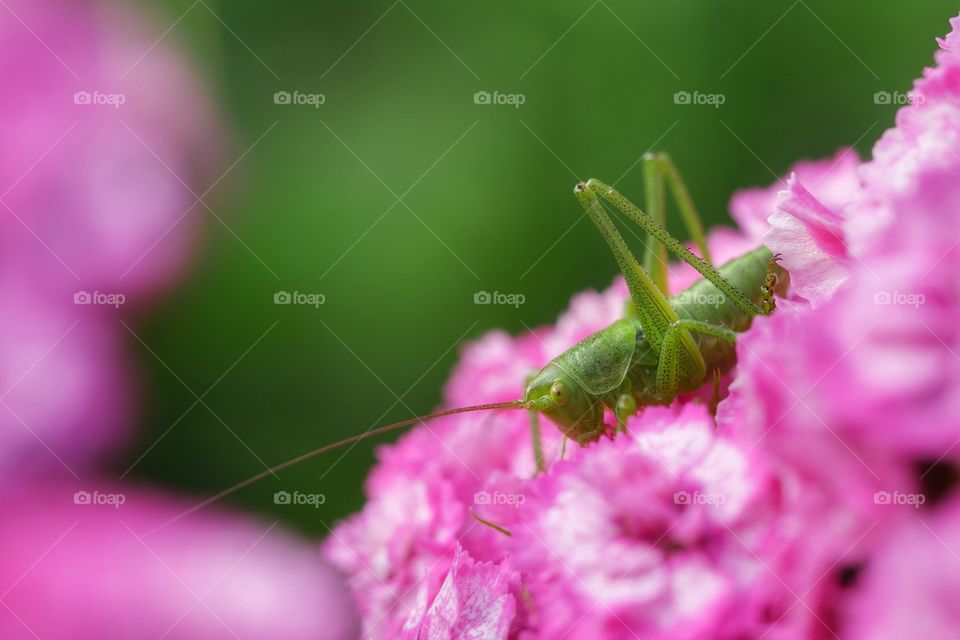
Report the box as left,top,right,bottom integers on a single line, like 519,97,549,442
0,276,134,476
764,178,849,307
728,148,862,242
0,0,220,296
0,482,358,640
725,13,960,464
721,9,960,635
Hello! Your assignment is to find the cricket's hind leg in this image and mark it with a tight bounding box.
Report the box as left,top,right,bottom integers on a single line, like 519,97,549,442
585,178,767,319
641,152,714,296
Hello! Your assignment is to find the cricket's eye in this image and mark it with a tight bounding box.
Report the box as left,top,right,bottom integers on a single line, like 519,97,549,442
550,381,569,406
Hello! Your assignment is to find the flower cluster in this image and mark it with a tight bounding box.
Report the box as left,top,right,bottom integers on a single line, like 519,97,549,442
326,15,960,639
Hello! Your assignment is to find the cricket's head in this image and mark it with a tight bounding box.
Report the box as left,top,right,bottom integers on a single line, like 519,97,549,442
524,363,603,440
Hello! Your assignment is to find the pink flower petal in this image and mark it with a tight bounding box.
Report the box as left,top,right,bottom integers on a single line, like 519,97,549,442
729,148,861,240
404,545,519,640
762,176,850,307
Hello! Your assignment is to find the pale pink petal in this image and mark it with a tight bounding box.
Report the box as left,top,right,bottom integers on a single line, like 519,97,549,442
404,546,518,640
729,148,861,240
762,176,850,307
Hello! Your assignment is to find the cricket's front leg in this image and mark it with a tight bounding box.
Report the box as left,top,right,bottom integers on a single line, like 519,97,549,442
528,409,545,475
525,370,546,475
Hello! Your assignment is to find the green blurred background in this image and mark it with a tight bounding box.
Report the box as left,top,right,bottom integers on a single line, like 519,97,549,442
121,0,958,535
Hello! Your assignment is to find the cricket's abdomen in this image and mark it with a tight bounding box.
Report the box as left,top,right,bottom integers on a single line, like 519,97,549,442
672,246,775,373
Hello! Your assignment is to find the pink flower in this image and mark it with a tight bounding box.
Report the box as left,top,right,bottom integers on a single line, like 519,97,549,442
719,13,960,637
510,404,790,640
323,475,469,638
725,13,960,461
445,329,551,408
0,5,360,639
0,481,358,640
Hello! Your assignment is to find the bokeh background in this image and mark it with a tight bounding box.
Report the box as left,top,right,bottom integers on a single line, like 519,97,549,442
121,0,958,535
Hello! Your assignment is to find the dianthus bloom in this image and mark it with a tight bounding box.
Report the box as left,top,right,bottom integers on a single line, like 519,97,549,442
326,15,960,640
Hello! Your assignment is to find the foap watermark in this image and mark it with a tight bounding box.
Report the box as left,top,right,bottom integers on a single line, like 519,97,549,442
473,91,525,108
473,490,525,508
672,290,726,308
873,90,924,107
673,91,725,108
874,490,925,508
474,290,525,308
873,290,925,308
274,290,326,307
74,290,125,308
73,490,126,508
273,90,326,108
674,490,726,507
274,490,326,508
73,90,125,109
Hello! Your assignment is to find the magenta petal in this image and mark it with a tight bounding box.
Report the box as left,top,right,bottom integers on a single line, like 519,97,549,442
729,148,862,240
0,483,359,640
404,545,518,640
763,176,850,308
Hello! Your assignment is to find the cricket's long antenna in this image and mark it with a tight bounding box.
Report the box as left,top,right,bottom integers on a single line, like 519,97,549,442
143,400,528,538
